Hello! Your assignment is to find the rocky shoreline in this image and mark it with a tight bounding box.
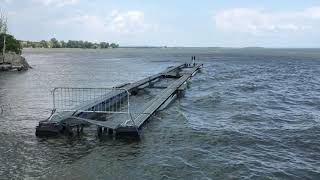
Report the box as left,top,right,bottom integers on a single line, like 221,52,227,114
0,53,31,71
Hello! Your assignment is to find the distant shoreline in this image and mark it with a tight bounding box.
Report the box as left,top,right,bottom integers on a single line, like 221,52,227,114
21,47,320,50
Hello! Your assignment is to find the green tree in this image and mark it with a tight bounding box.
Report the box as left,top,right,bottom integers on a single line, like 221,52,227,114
27,41,33,48
110,43,119,48
0,33,22,54
18,38,119,50
66,40,72,48
40,40,48,48
84,41,93,48
100,42,109,48
60,40,66,48
50,38,61,48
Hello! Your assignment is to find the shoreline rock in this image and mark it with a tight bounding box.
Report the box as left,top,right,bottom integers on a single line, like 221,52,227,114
0,53,31,71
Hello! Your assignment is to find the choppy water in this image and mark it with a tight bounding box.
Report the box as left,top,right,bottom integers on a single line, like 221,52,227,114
1,48,320,179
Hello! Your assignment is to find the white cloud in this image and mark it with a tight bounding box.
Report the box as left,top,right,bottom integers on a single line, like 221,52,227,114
55,10,160,35
32,0,79,7
213,7,320,35
306,7,320,18
108,10,155,34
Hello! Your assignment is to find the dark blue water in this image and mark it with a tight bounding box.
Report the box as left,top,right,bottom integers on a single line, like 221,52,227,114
1,48,320,179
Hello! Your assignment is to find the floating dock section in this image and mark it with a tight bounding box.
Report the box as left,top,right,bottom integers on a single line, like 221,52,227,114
36,62,202,137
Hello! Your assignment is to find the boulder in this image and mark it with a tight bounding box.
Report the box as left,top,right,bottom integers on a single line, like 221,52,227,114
0,53,31,71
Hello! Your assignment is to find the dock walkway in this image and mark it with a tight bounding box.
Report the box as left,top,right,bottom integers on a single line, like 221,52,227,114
36,63,202,137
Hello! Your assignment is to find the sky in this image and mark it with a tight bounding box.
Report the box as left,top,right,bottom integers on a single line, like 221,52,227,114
1,0,320,47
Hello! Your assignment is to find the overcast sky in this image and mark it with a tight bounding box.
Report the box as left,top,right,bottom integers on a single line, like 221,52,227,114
2,0,320,47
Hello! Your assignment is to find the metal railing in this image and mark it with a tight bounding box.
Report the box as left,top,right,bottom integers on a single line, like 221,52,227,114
52,87,130,115
50,87,139,128
48,87,140,135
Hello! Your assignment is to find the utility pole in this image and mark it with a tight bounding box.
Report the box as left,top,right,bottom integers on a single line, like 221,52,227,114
2,15,7,64
0,11,3,64
2,34,5,64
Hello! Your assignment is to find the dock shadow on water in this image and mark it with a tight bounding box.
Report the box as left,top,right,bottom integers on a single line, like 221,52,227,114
1,48,320,179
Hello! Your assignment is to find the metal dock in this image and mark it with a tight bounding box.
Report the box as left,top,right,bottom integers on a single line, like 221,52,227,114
36,62,202,138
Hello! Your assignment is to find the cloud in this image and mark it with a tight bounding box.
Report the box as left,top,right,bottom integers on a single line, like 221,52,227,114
32,0,79,7
108,10,157,34
55,10,160,35
213,7,320,35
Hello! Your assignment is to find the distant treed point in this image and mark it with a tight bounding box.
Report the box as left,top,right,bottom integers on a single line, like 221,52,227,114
20,38,120,49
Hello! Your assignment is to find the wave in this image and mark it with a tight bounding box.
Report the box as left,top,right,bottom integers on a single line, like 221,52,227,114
192,92,222,108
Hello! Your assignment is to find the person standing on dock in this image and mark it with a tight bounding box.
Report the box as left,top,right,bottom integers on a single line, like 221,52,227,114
192,56,196,66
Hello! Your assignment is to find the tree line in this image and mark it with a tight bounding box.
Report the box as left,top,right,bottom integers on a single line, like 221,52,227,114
20,38,119,49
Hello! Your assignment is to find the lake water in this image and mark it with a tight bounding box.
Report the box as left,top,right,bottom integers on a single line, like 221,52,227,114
1,48,320,179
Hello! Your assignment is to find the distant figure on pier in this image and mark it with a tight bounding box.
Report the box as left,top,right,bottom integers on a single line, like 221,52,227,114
192,56,196,66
